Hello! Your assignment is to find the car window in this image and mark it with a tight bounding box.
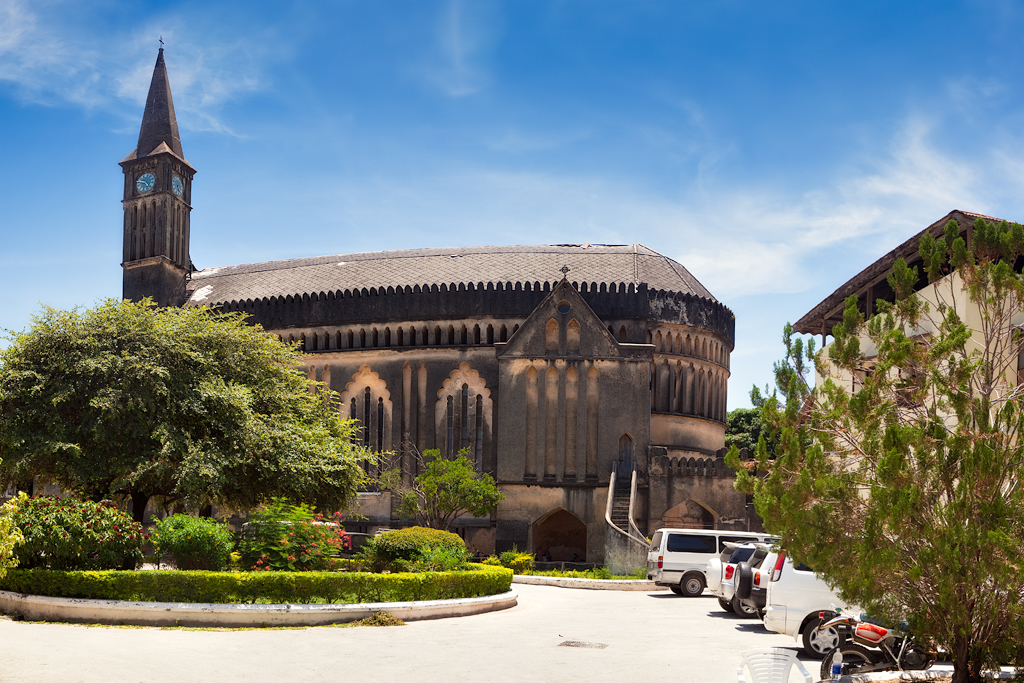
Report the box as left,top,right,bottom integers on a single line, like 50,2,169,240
749,547,769,566
727,547,755,564
666,534,715,553
794,563,813,572
650,532,662,551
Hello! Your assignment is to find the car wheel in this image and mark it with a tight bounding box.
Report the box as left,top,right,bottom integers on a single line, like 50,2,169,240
681,574,705,597
819,644,879,678
669,585,683,596
731,594,758,617
717,596,734,612
802,617,841,659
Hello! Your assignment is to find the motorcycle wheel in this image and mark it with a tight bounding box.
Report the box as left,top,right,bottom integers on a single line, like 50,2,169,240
717,596,734,612
819,644,882,679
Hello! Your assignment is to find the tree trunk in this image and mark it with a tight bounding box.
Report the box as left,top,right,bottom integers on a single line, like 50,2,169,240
130,491,150,525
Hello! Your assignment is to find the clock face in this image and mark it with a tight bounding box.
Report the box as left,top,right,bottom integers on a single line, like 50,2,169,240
172,175,184,197
136,173,156,194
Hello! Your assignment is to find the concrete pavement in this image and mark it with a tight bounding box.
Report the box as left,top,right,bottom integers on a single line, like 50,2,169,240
0,584,820,682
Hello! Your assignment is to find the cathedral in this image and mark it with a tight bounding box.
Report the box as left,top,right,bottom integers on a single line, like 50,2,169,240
120,49,759,567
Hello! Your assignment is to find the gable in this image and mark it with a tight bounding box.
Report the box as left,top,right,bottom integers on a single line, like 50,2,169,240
498,279,629,359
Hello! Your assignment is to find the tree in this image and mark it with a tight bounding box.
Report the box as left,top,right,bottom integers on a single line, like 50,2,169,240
724,406,766,452
0,299,374,523
383,448,504,531
729,218,1024,683
0,491,26,580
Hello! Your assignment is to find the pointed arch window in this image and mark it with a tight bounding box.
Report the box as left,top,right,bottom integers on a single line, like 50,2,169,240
460,383,470,452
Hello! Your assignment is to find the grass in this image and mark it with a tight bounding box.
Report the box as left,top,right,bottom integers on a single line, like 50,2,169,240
521,567,648,581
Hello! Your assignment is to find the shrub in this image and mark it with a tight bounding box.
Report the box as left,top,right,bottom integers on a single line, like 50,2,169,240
363,526,466,572
0,492,26,579
498,547,535,574
151,514,233,570
406,545,470,572
0,564,513,604
236,498,349,572
481,555,502,566
12,496,143,570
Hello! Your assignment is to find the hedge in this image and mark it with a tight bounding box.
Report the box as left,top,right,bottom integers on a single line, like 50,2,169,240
0,564,512,604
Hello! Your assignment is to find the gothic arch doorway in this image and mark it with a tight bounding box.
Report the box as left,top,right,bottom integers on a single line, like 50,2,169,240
532,508,587,562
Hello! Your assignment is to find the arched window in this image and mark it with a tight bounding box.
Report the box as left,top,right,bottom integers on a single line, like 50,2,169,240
359,329,366,348
301,333,307,351
473,325,481,345
337,331,343,349
363,388,372,448
323,331,330,350
448,325,455,344
545,318,558,354
384,327,391,347
461,383,470,452
486,325,494,344
377,397,384,452
311,333,318,351
422,326,429,345
446,395,455,456
460,325,468,345
500,325,508,342
434,326,442,345
619,326,628,343
512,324,520,335
475,394,483,468
372,328,379,347
397,327,404,347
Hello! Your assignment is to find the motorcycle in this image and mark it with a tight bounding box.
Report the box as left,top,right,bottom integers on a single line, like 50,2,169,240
817,610,936,679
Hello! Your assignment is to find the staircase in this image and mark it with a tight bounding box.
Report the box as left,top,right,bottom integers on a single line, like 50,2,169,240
609,476,632,530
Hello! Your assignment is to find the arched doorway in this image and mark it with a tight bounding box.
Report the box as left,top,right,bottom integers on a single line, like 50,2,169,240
660,499,716,529
532,509,587,562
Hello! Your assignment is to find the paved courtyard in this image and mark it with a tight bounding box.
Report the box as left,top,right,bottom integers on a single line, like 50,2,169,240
0,584,822,682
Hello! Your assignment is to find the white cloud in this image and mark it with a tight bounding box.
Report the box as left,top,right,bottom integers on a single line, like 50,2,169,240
415,0,500,98
0,0,267,133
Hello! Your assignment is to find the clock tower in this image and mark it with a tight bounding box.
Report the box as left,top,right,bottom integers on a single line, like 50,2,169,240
119,48,195,306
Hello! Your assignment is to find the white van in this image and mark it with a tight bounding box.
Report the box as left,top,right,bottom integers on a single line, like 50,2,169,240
646,528,775,597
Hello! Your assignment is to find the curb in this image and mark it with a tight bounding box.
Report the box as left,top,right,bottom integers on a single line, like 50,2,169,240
512,575,666,591
0,588,518,628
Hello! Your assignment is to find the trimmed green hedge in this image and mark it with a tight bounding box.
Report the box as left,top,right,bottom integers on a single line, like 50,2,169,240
0,564,512,604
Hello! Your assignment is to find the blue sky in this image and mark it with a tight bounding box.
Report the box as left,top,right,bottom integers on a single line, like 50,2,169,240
3,0,1024,409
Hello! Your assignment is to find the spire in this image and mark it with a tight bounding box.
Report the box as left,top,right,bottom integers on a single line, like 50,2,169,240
136,48,183,159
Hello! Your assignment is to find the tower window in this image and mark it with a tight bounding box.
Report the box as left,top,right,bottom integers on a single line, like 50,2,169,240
377,397,384,453
363,388,371,449
460,384,469,452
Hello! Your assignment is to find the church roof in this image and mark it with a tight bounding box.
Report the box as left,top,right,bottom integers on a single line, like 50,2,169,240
129,48,186,161
186,244,717,306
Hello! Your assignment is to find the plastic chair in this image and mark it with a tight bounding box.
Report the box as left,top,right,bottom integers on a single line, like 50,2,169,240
736,647,812,683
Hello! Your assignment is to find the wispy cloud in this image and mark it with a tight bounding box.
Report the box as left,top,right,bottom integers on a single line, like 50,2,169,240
0,0,269,134
267,117,1001,304
416,0,500,98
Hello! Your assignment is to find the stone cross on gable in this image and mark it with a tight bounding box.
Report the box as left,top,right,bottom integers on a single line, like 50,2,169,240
560,265,570,279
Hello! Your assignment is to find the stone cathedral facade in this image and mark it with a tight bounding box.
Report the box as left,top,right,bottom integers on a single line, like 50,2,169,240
120,50,760,564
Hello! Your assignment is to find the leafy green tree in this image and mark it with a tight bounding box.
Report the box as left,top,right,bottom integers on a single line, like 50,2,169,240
383,448,504,531
0,299,374,523
724,406,765,452
729,218,1024,683
0,491,26,579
